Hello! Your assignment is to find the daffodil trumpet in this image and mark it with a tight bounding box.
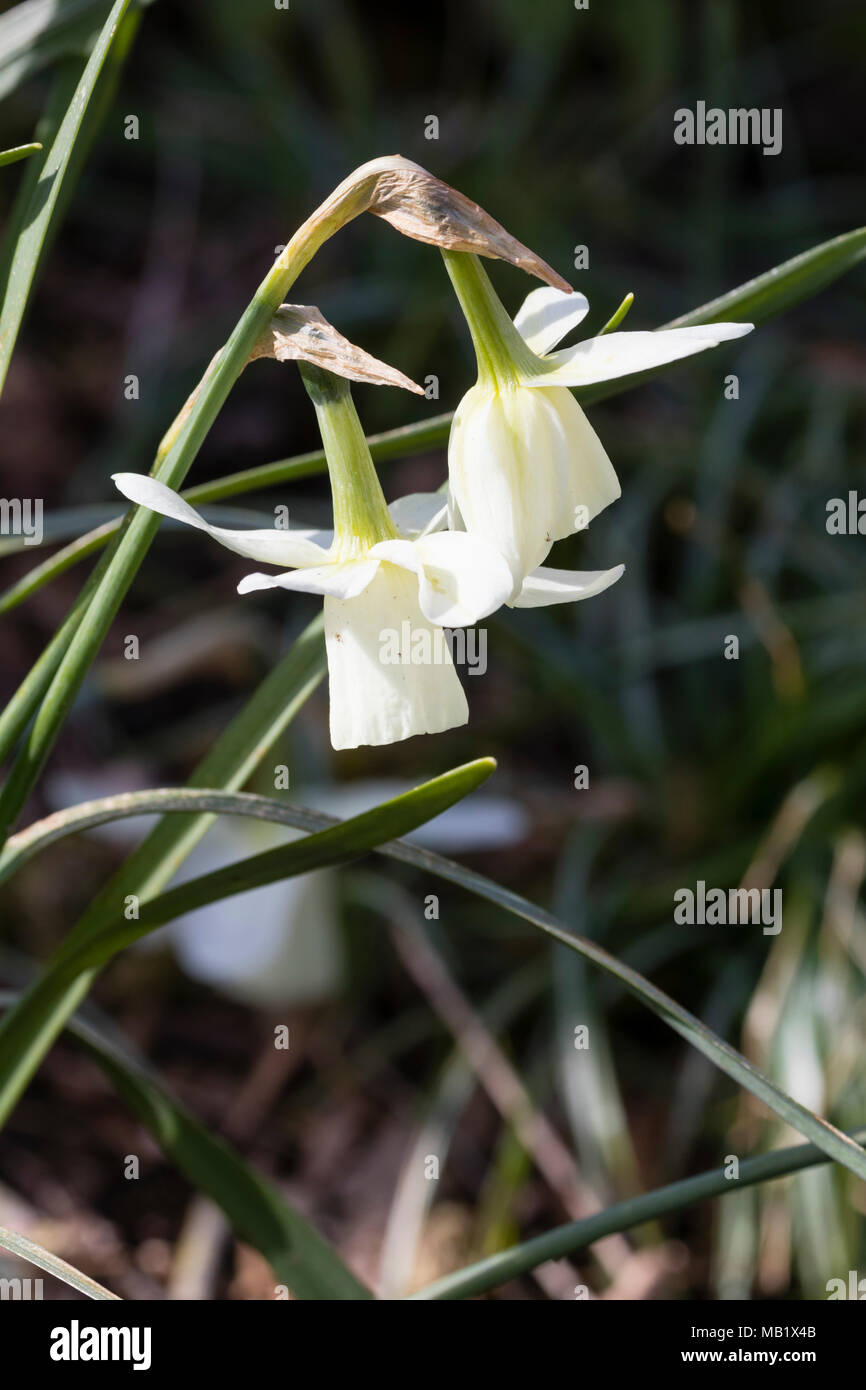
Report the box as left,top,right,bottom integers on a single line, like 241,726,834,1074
444,250,753,588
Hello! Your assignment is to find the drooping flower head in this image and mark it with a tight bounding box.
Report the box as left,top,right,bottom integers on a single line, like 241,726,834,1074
444,251,753,589
114,363,513,751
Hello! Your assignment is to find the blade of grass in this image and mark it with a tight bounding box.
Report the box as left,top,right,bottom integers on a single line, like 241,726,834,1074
0,6,140,314
0,615,326,1125
0,0,134,394
3,781,864,1185
0,990,371,1300
0,522,119,617
0,504,272,614
0,417,452,614
0,750,494,1128
0,57,81,300
0,0,149,100
0,142,42,168
382,845,866,1183
0,1222,120,1300
0,559,110,765
377,961,545,1298
0,786,345,884
666,226,866,329
0,502,273,557
552,829,642,1202
31,761,499,981
407,1124,866,1300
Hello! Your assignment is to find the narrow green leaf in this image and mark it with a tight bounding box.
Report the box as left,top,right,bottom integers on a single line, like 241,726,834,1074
408,1125,866,1300
40,760,498,979
0,504,277,557
179,414,456,504
0,0,148,100
0,417,453,613
0,7,140,309
0,787,333,884
0,0,134,394
0,1222,120,1300
380,845,866,1183
0,616,326,1127
0,58,81,304
0,990,372,1300
0,524,115,615
3,779,862,1187
0,759,494,1130
0,142,42,168
666,226,866,329
0,566,104,766
0,0,93,99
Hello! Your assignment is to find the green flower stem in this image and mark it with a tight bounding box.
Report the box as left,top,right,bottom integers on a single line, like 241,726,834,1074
299,363,397,553
441,249,538,386
0,167,392,840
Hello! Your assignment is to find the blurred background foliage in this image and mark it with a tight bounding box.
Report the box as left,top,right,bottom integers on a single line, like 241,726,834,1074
0,0,864,1298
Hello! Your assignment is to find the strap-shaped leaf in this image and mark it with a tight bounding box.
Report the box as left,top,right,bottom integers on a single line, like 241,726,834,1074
41,761,498,977
0,142,42,168
0,990,372,1300
0,1221,120,1300
0,0,134,393
0,759,495,1127
0,616,327,1126
3,783,864,1185
408,1123,866,1300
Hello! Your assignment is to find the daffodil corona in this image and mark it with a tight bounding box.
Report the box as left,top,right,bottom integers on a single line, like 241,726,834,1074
444,251,753,588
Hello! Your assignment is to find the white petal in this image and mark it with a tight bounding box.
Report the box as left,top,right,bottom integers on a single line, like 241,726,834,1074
369,533,512,626
510,563,624,608
513,287,590,355
324,565,469,749
387,491,448,539
525,322,754,388
447,383,620,586
112,472,333,568
237,558,380,601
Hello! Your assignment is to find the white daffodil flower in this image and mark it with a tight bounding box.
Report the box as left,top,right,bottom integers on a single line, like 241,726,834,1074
444,251,753,588
113,373,512,751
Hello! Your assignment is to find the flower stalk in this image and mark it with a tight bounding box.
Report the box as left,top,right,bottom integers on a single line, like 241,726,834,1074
298,363,398,557
441,250,538,387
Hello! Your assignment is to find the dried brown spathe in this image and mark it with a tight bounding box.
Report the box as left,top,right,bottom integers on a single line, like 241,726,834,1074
278,155,572,293
251,304,423,394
